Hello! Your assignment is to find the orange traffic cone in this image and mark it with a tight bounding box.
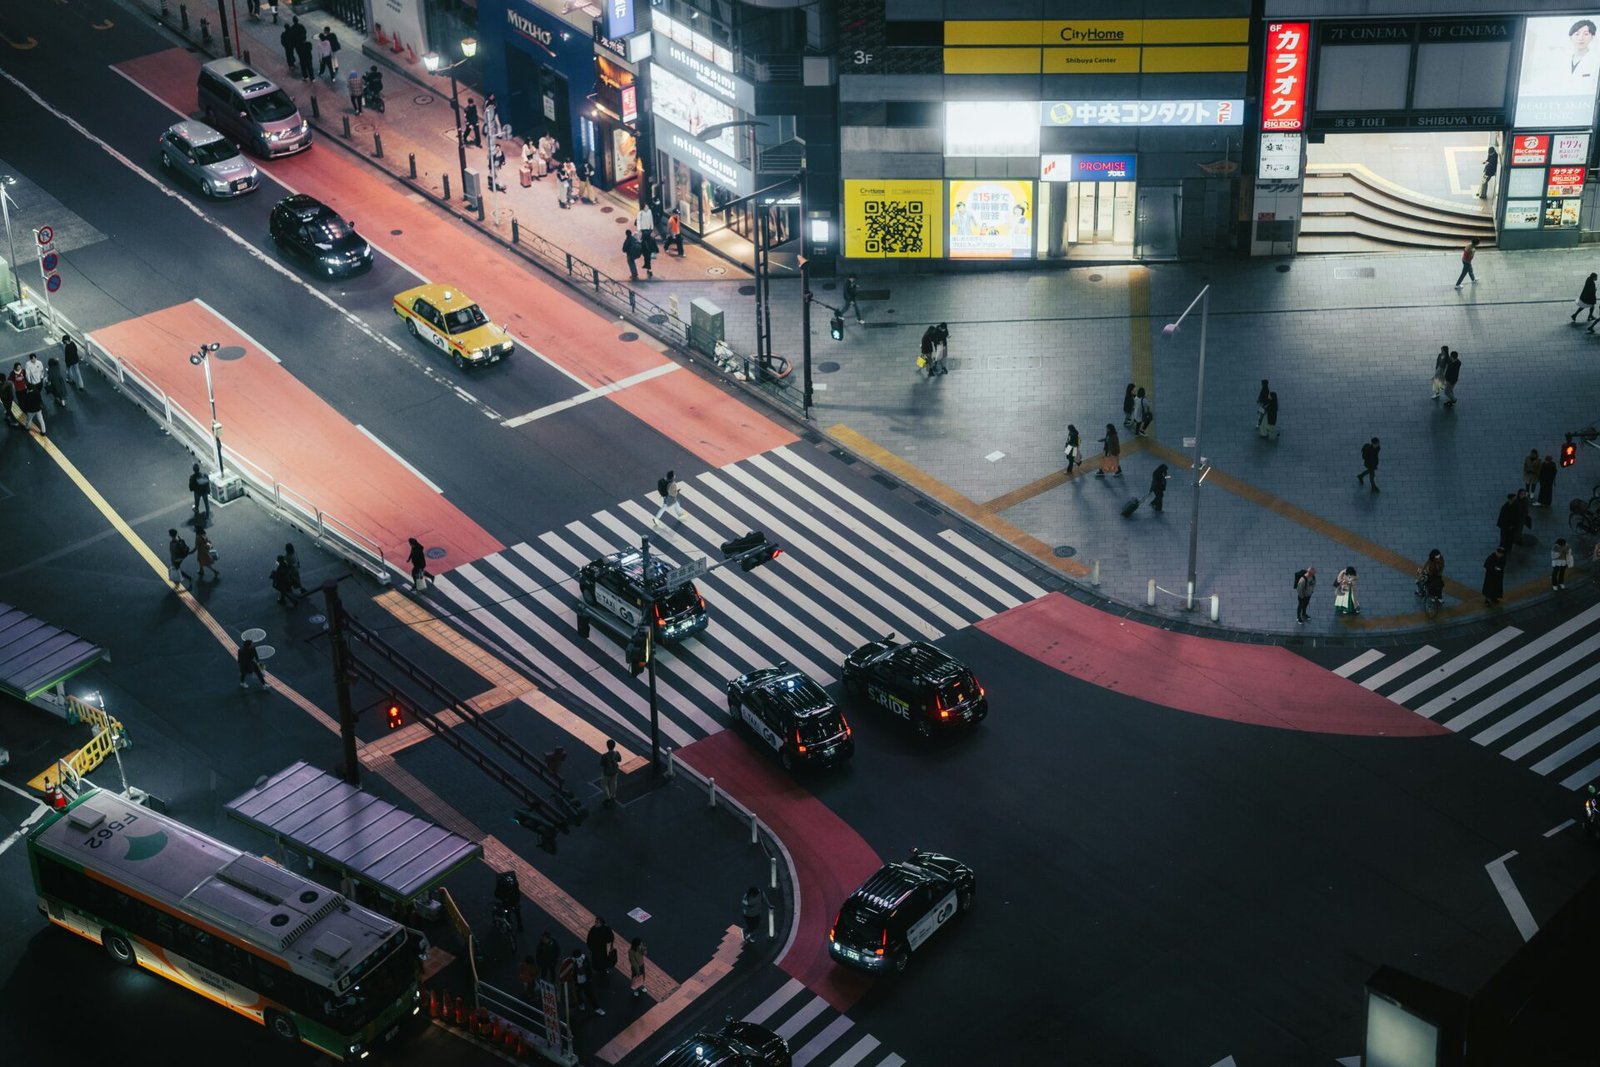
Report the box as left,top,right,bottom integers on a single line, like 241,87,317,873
426,989,438,1018
490,1014,502,1042
454,994,467,1026
513,1033,526,1059
503,1026,516,1051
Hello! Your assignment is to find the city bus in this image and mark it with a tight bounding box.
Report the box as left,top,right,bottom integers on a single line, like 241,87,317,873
26,787,422,1061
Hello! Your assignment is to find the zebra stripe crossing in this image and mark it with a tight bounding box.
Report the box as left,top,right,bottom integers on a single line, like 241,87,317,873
740,975,905,1067
426,446,1042,749
1334,600,1600,789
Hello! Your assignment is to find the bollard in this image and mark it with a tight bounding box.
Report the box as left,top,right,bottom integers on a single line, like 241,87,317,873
663,747,675,778
511,217,519,243
241,48,250,65
374,132,383,159
310,94,319,119
477,198,485,222
1090,559,1101,586
591,267,601,291
707,777,717,808
408,152,416,179
442,174,451,202
769,856,778,891
1210,594,1220,622
1146,579,1156,606
342,115,351,139
179,4,189,32
565,252,574,275
767,907,775,941
749,811,758,845
200,15,210,43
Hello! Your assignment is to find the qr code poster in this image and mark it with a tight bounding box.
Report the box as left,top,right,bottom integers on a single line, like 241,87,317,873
948,180,1035,259
844,180,943,259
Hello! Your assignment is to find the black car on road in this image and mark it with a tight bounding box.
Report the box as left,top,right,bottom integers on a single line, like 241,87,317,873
578,547,708,644
727,664,854,772
841,634,987,738
269,194,373,278
653,1019,790,1067
829,849,975,974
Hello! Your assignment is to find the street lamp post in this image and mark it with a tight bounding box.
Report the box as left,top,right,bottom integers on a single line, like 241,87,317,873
423,38,478,203
188,342,225,476
1162,285,1211,610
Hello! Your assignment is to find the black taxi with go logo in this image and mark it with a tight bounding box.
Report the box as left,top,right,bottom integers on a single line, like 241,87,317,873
840,634,987,739
726,664,853,772
829,848,976,974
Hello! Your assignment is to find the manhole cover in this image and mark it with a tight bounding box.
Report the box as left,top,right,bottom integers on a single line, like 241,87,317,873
214,345,247,361
1335,267,1376,279
412,94,436,106
1088,274,1104,282
738,284,757,295
817,361,840,373
308,613,327,627
601,205,615,213
1275,264,1291,273
706,266,727,276
390,229,403,235
619,331,639,342
426,547,447,560
647,313,668,324
1053,545,1078,558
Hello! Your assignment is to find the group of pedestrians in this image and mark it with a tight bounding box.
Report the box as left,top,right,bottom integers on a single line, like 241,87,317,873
621,203,685,281
4,340,81,435
516,919,649,1015
1121,384,1154,438
1256,379,1279,441
1291,565,1362,622
1428,345,1463,408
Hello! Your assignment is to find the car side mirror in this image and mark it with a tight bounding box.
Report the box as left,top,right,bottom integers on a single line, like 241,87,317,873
238,110,248,119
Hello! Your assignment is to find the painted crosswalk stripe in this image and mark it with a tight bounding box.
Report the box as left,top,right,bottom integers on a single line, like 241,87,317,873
1386,627,1523,706
791,1015,856,1067
1332,648,1383,679
936,529,1048,600
1459,657,1600,741
1501,692,1600,761
743,977,804,1026
877,1055,907,1067
1359,646,1437,690
1560,751,1600,791
1416,606,1600,718
773,994,830,1041
827,1035,881,1067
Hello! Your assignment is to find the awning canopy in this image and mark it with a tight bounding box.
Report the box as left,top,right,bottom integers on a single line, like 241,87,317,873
0,602,105,701
225,761,481,903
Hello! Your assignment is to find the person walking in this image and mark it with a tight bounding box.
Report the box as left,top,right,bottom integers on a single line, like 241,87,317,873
639,227,657,278
1477,144,1498,199
628,937,648,998
555,159,572,208
741,886,767,943
62,333,84,390
1131,387,1152,437
923,322,949,377
315,30,335,81
45,357,67,410
18,382,46,434
168,529,193,588
1523,449,1542,496
653,470,686,525
1514,488,1533,545
1148,464,1168,512
1259,391,1279,440
1552,538,1574,590
840,274,864,324
283,542,308,598
622,228,641,281
270,555,296,606
24,351,45,393
576,158,594,203
407,537,431,590
189,462,212,519
1442,351,1462,408
1421,549,1445,604
1096,424,1122,479
1573,273,1598,323
1538,453,1558,508
1063,424,1082,474
280,20,296,67
0,373,16,428
238,638,269,689
636,202,655,241
1256,379,1270,426
462,99,481,146
1430,345,1449,399
347,69,364,114
1122,384,1137,429
1496,493,1521,552
1356,437,1381,492
586,918,617,988
296,35,315,81
535,931,560,984
667,208,684,256
1454,238,1479,287
599,738,621,805
1482,546,1507,605
572,951,603,1015
1334,566,1360,615
195,528,219,581
1294,566,1316,624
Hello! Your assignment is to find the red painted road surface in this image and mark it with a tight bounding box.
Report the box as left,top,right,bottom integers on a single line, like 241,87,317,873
978,593,1450,737
115,48,797,468
678,730,881,1012
90,302,502,572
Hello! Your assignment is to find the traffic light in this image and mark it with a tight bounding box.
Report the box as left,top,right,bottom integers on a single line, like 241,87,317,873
511,810,559,855
740,544,783,572
721,532,765,557
624,627,650,677
830,314,844,341
1562,439,1578,467
385,703,404,731
720,531,783,572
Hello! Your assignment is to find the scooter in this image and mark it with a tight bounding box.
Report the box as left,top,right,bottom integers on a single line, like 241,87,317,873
363,82,386,114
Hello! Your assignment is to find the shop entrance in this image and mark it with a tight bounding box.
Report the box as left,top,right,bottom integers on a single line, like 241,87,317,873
1302,131,1498,254
505,47,570,149
1037,181,1135,260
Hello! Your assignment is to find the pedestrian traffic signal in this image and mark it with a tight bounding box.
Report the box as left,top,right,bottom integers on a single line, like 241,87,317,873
511,809,559,854
385,703,404,730
720,531,783,571
624,627,650,677
1562,439,1578,467
830,315,844,341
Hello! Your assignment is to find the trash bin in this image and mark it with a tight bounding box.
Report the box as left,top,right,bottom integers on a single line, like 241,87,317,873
689,298,724,358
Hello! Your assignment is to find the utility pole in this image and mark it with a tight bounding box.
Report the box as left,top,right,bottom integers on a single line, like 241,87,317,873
639,535,661,775
322,580,361,786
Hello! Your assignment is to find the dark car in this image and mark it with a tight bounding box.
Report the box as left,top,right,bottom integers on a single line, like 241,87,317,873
269,194,373,278
727,665,854,772
840,634,987,738
829,849,975,974
578,547,709,643
653,1019,790,1067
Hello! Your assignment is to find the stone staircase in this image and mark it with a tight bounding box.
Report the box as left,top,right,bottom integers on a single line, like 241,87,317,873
1299,162,1496,254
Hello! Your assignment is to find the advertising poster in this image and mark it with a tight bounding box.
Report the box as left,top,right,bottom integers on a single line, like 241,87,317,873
947,180,1035,259
1552,132,1592,163
1548,166,1586,196
1513,15,1600,127
650,65,737,156
1503,201,1542,229
844,180,943,259
1545,198,1581,227
1509,133,1549,165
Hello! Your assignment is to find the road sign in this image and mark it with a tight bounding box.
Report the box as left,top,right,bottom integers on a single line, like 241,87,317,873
660,556,708,589
35,225,60,297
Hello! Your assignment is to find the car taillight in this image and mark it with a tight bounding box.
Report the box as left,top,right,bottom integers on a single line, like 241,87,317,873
939,708,950,720
696,594,706,610
830,911,841,941
653,603,664,622
875,929,887,957
795,730,808,755
843,717,852,738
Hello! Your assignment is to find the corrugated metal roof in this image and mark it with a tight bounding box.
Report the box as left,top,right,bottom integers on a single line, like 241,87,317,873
0,603,105,701
225,761,481,902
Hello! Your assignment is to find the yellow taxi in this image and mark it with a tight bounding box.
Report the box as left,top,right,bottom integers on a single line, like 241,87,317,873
393,283,515,368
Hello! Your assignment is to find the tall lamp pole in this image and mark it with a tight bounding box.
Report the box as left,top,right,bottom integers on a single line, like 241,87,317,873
1161,285,1210,610
423,38,478,202
188,342,225,476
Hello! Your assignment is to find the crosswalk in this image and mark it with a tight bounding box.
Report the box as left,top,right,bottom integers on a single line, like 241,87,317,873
428,446,1045,749
1334,600,1600,789
742,975,904,1067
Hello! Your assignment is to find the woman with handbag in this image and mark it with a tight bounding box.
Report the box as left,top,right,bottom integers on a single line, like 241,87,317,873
1096,424,1122,479
1063,424,1081,474
1334,566,1360,615
195,528,219,581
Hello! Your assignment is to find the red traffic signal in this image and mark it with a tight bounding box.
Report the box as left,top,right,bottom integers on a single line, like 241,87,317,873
385,704,404,730
1562,440,1578,467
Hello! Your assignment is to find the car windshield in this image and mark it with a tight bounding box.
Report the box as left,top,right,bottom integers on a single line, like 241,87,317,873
444,304,488,334
659,584,701,615
247,89,298,122
796,711,842,745
191,138,240,165
833,901,884,945
309,213,354,241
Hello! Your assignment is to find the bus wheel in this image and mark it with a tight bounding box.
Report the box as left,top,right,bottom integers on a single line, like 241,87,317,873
103,930,137,966
266,1011,300,1044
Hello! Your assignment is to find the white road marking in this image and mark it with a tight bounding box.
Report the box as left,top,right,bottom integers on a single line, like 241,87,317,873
1386,627,1523,705
1358,646,1437,690
1544,819,1576,838
194,297,281,362
773,995,829,1041
1483,669,1600,753
502,362,680,427
1416,605,1600,718
790,1015,854,1067
1332,648,1383,678
1445,634,1600,733
355,425,442,492
827,1035,880,1067
1485,851,1539,941
743,977,804,1026
936,529,1049,600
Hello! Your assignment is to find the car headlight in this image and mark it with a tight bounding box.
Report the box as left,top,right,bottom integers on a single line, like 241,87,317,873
211,177,233,192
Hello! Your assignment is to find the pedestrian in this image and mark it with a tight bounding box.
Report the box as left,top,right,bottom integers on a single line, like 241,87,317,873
1294,565,1316,624
637,201,655,239
1259,391,1279,440
1573,273,1598,323
578,158,594,203
1454,238,1478,287
639,227,657,278
62,333,84,390
1514,488,1533,545
1477,144,1498,199
1334,566,1360,615
270,555,296,605
266,0,278,22
45,357,67,410
1538,453,1558,508
572,951,603,1014
1552,538,1574,590
653,470,686,524
315,30,335,81
1131,387,1152,437
667,208,684,256
0,373,16,427
556,159,572,207
535,931,560,984
1482,546,1507,605
599,738,621,804
586,917,617,986
517,955,537,999
195,528,220,581
238,637,269,689
1096,424,1122,479
462,99,481,146
1122,383,1137,428
494,870,524,932
1523,448,1542,497
24,351,44,392
622,228,641,281
1421,548,1445,603
1495,493,1519,551
919,322,949,377
189,461,212,518
1442,351,1461,408
741,886,767,943
483,93,500,140
8,360,26,405
1149,464,1168,512
1429,345,1449,399
18,384,45,434
280,20,295,67
168,528,193,588
283,541,308,598
407,537,431,590
1256,379,1270,426
1356,437,1380,492
347,69,364,114
628,937,647,998
1063,424,1081,474
296,36,314,81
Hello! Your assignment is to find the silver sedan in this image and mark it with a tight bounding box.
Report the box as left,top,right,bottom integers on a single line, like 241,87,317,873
158,120,259,198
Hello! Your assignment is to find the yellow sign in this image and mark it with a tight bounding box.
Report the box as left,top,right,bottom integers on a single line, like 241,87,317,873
1042,49,1141,74
945,48,1041,74
1141,45,1248,73
946,19,1246,46
948,180,1035,260
845,180,943,259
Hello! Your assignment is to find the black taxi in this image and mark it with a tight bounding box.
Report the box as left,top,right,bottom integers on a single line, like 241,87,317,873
840,634,987,739
578,547,708,643
726,664,854,772
653,1019,790,1067
829,849,975,974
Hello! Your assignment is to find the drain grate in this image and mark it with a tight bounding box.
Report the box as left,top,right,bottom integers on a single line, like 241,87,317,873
914,499,941,517
1335,267,1376,279
872,473,898,490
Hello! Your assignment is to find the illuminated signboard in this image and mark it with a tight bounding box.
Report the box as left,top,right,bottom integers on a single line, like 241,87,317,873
844,180,944,258
1510,133,1549,165
1040,100,1243,126
1039,154,1074,182
656,122,752,195
1262,22,1310,131
604,0,634,40
948,180,1035,259
1513,15,1600,128
650,64,737,156
652,33,757,113
1073,154,1136,181
1548,165,1586,195
621,84,637,125
1552,131,1592,163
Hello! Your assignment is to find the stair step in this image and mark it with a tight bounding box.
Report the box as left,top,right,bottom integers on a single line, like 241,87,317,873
1304,176,1493,230
1297,217,1493,252
1302,200,1494,244
1305,162,1487,221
